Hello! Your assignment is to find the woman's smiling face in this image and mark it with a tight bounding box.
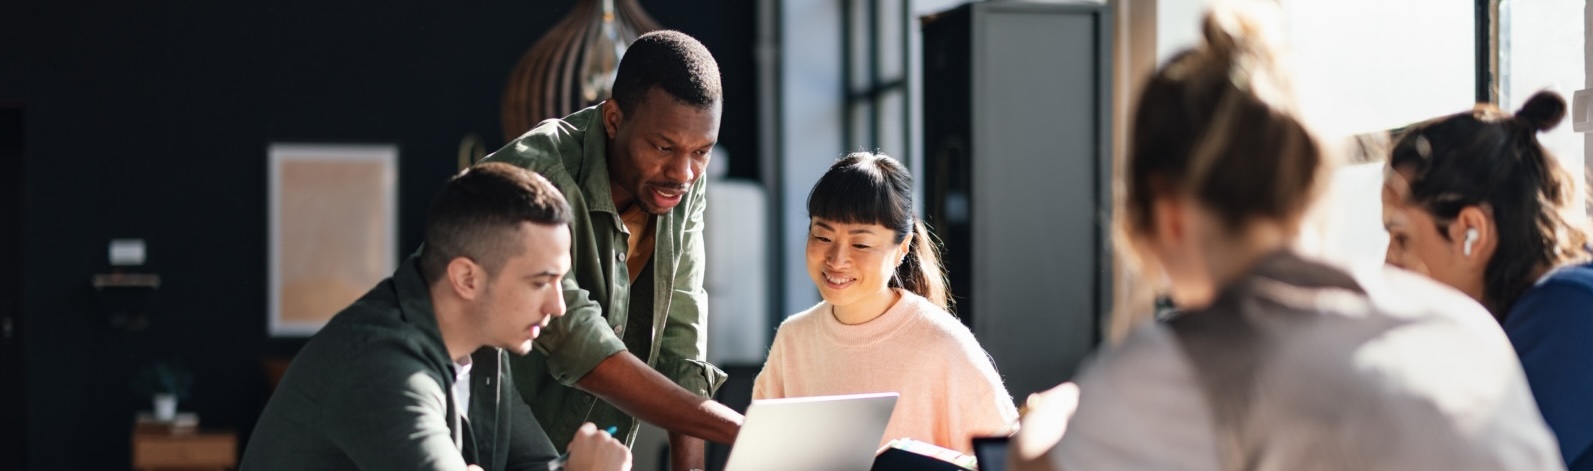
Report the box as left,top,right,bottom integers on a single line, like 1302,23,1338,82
805,217,909,309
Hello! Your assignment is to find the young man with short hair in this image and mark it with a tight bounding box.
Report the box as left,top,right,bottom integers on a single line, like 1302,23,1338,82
242,163,630,471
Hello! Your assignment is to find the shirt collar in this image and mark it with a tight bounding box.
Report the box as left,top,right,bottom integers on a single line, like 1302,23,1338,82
392,255,448,354
574,105,620,216
453,354,473,382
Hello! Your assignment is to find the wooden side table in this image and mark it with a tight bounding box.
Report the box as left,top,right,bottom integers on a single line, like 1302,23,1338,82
132,428,237,471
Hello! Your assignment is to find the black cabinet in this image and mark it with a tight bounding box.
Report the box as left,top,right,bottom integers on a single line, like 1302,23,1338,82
921,1,1113,397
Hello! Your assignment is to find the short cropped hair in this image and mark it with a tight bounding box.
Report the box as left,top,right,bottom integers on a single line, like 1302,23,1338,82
611,30,721,113
418,162,571,284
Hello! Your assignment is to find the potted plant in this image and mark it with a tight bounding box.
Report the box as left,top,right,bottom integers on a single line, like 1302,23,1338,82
131,358,193,422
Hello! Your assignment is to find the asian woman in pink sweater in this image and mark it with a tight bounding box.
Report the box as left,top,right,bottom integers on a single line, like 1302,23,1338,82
751,152,1019,454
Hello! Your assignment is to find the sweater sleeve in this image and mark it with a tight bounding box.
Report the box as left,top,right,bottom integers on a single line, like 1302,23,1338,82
955,348,1019,435
944,331,1020,454
1505,280,1593,467
751,329,786,400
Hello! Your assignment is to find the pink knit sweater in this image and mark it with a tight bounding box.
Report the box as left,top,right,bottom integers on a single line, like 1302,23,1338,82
752,290,1020,454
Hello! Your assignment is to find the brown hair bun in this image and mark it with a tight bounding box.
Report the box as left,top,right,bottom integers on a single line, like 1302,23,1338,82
1516,90,1567,132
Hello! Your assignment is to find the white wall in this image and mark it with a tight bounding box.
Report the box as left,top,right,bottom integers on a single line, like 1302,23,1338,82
1155,0,1476,136
777,0,845,316
1288,0,1476,264
1502,0,1585,220
1155,0,1209,65
1153,0,1476,265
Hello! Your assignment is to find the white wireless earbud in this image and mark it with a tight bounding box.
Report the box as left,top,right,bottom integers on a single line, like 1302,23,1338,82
1463,228,1478,257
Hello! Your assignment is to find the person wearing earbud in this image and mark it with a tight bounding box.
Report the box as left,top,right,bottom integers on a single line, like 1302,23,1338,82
1384,90,1593,470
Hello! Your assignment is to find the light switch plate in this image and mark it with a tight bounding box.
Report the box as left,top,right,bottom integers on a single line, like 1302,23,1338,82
1573,89,1592,133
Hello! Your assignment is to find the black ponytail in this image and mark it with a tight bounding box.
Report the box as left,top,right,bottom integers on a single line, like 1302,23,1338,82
894,220,951,312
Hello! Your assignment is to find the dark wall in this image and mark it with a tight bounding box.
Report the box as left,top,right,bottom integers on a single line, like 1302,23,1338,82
1,107,26,470
0,1,757,469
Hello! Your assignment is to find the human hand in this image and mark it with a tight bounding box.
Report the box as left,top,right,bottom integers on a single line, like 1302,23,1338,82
467,465,484,471
565,423,631,471
1010,382,1080,469
1021,382,1080,420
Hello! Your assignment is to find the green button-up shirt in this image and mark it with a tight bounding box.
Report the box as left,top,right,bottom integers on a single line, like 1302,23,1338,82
482,105,727,450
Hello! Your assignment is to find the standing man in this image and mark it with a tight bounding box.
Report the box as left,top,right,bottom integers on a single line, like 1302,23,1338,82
242,163,631,471
482,30,741,470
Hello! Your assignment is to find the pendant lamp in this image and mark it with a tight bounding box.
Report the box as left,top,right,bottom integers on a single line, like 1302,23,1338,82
501,0,661,141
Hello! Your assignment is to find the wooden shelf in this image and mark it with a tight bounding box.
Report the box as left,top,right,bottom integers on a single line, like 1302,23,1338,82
132,428,236,471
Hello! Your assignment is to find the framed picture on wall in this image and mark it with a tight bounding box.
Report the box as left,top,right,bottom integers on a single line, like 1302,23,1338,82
268,143,398,337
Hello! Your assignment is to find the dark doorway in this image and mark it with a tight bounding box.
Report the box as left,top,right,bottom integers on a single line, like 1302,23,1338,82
0,105,25,470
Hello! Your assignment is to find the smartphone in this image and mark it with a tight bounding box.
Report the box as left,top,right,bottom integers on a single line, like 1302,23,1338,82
971,436,1011,471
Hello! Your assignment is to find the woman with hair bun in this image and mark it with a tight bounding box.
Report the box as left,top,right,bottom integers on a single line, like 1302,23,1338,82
1384,90,1593,470
1013,2,1564,470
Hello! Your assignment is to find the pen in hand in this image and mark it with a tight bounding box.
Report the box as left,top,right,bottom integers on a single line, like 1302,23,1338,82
547,426,618,471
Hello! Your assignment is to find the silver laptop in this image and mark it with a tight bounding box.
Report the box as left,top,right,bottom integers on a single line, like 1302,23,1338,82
724,392,899,471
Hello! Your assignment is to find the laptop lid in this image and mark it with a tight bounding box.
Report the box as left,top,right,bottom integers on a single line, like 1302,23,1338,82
723,392,899,471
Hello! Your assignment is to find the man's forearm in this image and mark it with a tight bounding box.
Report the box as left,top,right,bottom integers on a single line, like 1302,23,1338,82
668,432,705,471
574,351,743,444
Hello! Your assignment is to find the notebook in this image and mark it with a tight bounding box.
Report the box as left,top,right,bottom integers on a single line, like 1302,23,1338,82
723,392,899,471
872,438,978,471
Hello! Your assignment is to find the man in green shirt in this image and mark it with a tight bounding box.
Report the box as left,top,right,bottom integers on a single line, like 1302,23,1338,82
241,163,630,471
481,31,743,470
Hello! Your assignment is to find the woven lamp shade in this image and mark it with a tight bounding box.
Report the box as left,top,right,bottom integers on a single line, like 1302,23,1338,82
501,0,660,141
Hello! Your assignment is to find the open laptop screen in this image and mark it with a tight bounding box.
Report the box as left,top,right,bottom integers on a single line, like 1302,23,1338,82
724,392,899,471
